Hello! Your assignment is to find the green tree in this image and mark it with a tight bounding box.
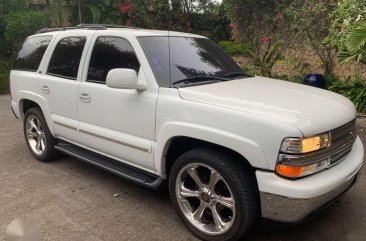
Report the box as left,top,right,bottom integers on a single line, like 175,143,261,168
223,0,286,76
247,40,285,77
0,0,29,57
0,1,51,92
224,0,283,42
5,11,51,47
209,4,231,42
325,0,366,50
338,22,366,64
284,0,336,74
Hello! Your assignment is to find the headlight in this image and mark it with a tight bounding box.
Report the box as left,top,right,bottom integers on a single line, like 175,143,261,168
276,133,330,179
280,133,330,154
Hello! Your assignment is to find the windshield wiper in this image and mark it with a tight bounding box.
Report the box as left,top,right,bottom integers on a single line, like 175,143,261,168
219,72,252,78
172,75,229,86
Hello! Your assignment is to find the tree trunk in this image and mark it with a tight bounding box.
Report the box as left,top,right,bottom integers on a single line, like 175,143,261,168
182,0,190,14
78,0,82,23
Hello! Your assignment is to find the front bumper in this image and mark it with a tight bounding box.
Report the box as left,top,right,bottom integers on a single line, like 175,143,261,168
257,136,364,222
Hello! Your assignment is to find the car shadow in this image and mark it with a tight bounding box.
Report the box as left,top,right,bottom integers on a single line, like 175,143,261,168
50,153,364,241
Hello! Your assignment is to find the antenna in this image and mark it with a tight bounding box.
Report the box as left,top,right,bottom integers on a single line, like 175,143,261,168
168,30,172,87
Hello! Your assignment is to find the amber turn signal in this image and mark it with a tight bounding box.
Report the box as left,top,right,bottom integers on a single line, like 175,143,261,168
276,160,328,178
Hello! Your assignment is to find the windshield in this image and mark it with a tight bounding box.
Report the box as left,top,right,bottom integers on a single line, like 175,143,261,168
138,36,246,87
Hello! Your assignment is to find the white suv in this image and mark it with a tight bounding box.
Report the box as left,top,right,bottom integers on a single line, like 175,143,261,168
10,24,364,241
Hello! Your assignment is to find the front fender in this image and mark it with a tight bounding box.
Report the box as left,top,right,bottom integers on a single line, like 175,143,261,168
154,121,269,177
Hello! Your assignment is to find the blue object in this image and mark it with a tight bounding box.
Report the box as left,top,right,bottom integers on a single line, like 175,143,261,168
303,74,327,89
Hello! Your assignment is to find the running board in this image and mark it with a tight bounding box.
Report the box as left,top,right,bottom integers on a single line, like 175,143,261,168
54,141,163,189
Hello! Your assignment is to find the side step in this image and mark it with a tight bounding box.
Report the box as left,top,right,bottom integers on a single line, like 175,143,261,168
54,141,164,189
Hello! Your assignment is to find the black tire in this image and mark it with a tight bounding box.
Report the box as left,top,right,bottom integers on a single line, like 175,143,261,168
169,147,260,241
23,107,58,162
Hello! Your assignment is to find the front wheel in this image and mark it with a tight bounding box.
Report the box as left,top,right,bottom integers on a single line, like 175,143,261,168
169,148,260,241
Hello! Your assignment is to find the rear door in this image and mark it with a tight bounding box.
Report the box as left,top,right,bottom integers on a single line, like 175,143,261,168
77,34,158,172
37,32,93,142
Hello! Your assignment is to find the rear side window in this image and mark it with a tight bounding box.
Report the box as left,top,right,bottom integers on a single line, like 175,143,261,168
87,36,140,83
12,36,52,72
47,37,86,79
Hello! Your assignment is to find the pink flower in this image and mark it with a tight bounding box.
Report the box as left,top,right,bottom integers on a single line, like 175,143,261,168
230,23,237,32
119,2,133,14
262,36,270,43
230,22,238,41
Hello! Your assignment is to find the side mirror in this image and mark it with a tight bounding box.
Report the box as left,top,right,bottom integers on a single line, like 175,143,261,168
106,68,146,90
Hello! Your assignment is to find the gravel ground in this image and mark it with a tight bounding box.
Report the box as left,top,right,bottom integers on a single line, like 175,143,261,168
0,94,365,241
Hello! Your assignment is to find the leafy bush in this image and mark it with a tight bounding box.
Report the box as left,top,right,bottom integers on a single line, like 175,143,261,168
325,0,366,50
284,0,335,74
209,5,232,43
338,22,366,63
224,0,280,42
246,40,285,77
221,39,285,77
218,41,251,55
5,10,51,47
0,9,50,93
326,75,366,113
0,57,13,93
241,64,257,76
0,73,9,93
272,74,304,84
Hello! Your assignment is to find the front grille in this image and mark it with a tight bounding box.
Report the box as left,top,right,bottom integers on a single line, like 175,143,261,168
328,119,357,166
330,119,357,144
329,145,352,166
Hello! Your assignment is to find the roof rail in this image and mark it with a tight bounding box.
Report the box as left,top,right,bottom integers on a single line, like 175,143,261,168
36,23,143,34
76,23,144,29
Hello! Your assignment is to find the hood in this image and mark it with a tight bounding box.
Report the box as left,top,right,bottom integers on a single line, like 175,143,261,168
178,76,356,136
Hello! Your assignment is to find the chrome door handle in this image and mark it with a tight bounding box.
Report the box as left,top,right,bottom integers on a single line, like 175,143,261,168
41,85,50,94
79,92,91,103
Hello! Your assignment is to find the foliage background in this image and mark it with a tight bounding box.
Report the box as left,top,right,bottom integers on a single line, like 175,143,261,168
0,0,231,93
0,0,365,112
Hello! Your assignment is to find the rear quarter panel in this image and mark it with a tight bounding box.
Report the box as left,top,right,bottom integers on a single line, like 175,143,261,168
10,33,59,134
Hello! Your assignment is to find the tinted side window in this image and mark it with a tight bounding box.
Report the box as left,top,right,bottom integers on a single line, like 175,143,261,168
47,37,86,79
87,37,140,83
12,36,52,72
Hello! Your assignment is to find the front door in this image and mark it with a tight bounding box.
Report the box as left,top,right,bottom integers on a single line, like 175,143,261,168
77,35,158,172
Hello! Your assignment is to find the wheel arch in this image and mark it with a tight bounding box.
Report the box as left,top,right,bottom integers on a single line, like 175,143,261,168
154,122,269,177
19,98,56,136
166,136,256,175
20,99,41,118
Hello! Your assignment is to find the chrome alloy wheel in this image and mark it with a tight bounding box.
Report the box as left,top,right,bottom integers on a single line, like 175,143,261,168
176,163,236,236
25,115,46,156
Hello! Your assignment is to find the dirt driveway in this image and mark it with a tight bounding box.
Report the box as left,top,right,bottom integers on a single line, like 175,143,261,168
0,95,365,241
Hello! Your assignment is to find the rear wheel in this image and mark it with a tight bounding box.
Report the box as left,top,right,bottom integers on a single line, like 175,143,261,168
23,108,58,162
169,148,260,241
